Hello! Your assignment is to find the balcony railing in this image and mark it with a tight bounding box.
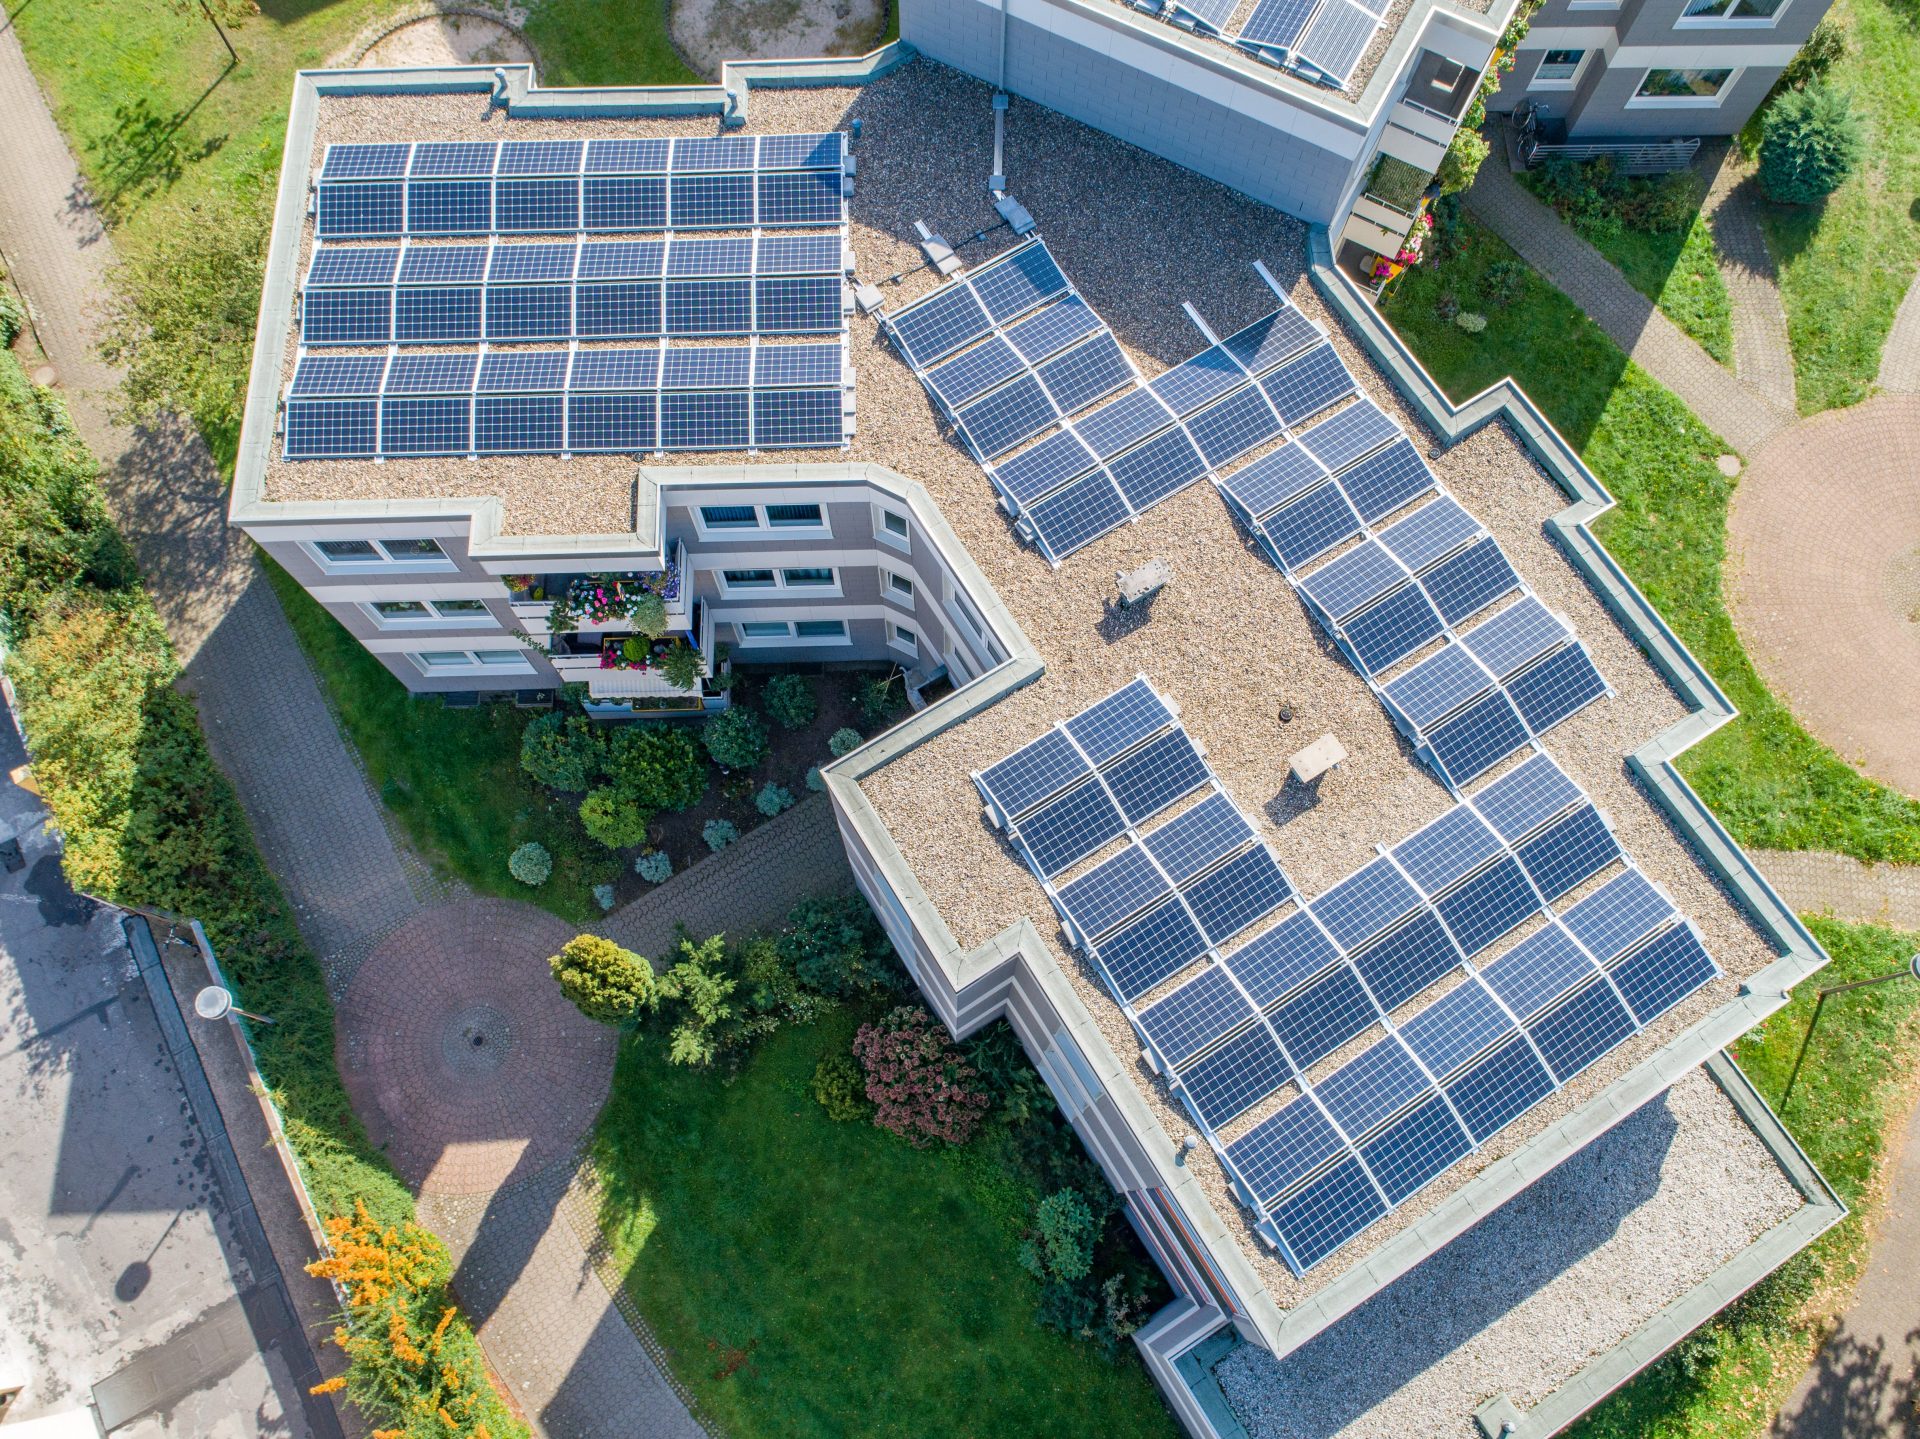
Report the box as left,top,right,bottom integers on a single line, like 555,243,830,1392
510,540,690,639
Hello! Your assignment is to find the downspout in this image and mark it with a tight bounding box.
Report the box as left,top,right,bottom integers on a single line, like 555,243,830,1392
992,0,1010,192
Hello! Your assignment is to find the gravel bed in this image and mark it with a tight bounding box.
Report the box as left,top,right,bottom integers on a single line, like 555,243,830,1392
1211,1067,1803,1438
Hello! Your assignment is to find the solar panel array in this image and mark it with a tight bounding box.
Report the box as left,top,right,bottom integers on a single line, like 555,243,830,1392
1123,0,1390,88
300,234,848,346
313,134,848,239
282,342,846,458
886,238,1360,565
1217,402,1610,791
978,687,1721,1276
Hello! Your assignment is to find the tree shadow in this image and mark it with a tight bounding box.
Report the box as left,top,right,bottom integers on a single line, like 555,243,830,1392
1772,1324,1920,1437
85,75,233,222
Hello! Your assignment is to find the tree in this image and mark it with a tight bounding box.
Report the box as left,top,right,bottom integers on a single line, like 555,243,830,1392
702,705,768,769
654,933,737,1066
605,725,706,812
1759,81,1864,205
548,935,655,1024
519,711,605,792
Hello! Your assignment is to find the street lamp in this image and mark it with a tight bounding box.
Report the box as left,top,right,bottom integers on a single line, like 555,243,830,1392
193,986,275,1026
1779,952,1920,1105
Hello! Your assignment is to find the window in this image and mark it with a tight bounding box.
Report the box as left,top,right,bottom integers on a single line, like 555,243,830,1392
722,568,778,588
409,647,532,675
372,600,430,620
700,505,760,529
877,506,911,551
739,621,790,639
884,570,915,604
1633,67,1735,100
1682,0,1783,18
766,504,823,528
434,599,488,616
317,539,378,562
794,619,847,639
694,502,830,537
367,597,493,626
734,618,851,646
1534,49,1584,84
717,567,837,595
311,536,452,569
887,622,918,656
781,567,835,587
383,538,447,559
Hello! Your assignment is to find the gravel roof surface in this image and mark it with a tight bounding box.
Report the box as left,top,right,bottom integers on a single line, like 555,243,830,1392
1211,1067,1802,1437
266,61,1782,1317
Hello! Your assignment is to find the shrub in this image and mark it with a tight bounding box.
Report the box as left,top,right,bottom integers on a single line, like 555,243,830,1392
593,882,617,912
805,766,825,793
656,639,702,691
762,673,818,730
811,1053,869,1121
1760,81,1864,204
1456,311,1488,333
754,782,795,817
778,894,896,998
735,931,835,1028
1022,1188,1101,1282
0,286,23,348
1436,126,1490,196
520,711,605,792
1479,258,1530,310
605,725,707,813
1367,153,1431,212
634,850,673,884
579,786,651,849
548,934,655,1024
306,1202,528,1439
628,589,669,639
655,932,737,1066
1434,292,1460,322
702,818,739,852
508,841,552,885
851,672,905,725
851,1005,991,1147
828,726,863,758
703,705,769,769
1780,18,1844,92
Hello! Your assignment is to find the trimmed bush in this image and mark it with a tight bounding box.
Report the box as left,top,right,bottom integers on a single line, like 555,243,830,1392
755,782,795,817
634,849,673,884
851,1005,991,1148
702,818,740,852
605,725,707,813
508,841,553,885
548,934,655,1024
828,726,863,758
806,766,825,793
519,711,605,792
593,882,617,912
1760,81,1864,204
628,589,669,639
777,894,896,998
579,786,651,850
810,1053,869,1121
762,673,818,730
702,704,769,769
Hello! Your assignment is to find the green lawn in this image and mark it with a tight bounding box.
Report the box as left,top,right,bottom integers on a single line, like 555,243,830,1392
1383,213,1920,864
591,1005,1181,1439
262,557,615,922
1567,917,1920,1439
1760,0,1920,413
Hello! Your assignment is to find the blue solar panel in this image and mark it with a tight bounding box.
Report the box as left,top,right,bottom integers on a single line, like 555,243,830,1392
1225,910,1341,1008
1608,923,1717,1025
475,394,565,453
1393,805,1505,897
290,354,387,397
927,336,1025,409
1314,858,1421,952
672,135,756,172
583,175,668,230
1104,729,1210,824
1005,296,1105,364
1184,847,1292,945
495,178,579,233
997,429,1099,505
410,142,494,177
1423,537,1521,625
1019,779,1128,876
1038,333,1133,416
485,284,571,341
1186,384,1285,470
307,246,400,287
1473,753,1581,845
1097,899,1210,1001
384,352,476,394
1297,0,1380,84
1317,1037,1430,1140
1528,978,1637,1083
1380,496,1481,574
398,246,488,285
662,346,752,389
585,138,671,174
567,393,658,452
1108,426,1210,510
664,279,751,335
577,240,664,280
1220,305,1320,376
669,172,754,228
406,180,492,234
1168,0,1238,26
315,183,405,239
1342,583,1446,675
1025,471,1131,561
1350,908,1458,1011
1141,793,1250,883
1065,679,1175,764
488,243,576,282
1433,854,1539,957
1338,437,1436,523
1460,596,1568,679
756,234,844,275
758,170,843,226
1300,539,1404,621
1398,978,1514,1079
660,389,750,449
1480,923,1599,1024
1268,965,1379,1070
666,236,752,278
754,344,843,388
978,728,1091,820
1426,690,1531,787
1220,442,1328,521
1359,1095,1473,1206
302,288,391,345
568,348,660,391
1138,966,1255,1065
1444,1036,1556,1143
1384,644,1494,733
957,374,1057,459
394,286,483,343
1237,0,1315,50
1263,483,1363,569
1562,871,1674,963
1179,1025,1294,1128
890,284,994,368
1507,643,1609,735
1076,387,1174,461
757,132,842,169
1151,345,1246,417
478,349,569,392
322,144,410,181
1230,1098,1346,1206
1515,804,1620,902
498,140,583,176
1297,399,1399,473
575,281,664,338
1261,342,1356,426
283,398,378,458
753,387,843,447
380,396,470,456
972,243,1069,323
1273,1154,1387,1271
1058,843,1171,940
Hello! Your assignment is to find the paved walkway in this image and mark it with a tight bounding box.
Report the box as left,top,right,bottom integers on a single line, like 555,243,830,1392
1882,263,1920,396
1467,160,1796,455
1754,851,1920,933
1702,143,1798,415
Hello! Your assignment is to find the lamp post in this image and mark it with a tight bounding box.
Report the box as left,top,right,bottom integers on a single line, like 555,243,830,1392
193,986,275,1026
1779,952,1920,1105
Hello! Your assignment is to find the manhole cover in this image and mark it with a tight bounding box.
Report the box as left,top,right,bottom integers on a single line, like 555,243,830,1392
1885,548,1920,627
440,1003,513,1076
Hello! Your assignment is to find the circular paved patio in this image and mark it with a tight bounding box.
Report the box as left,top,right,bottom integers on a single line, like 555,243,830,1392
1725,393,1920,799
338,897,616,1197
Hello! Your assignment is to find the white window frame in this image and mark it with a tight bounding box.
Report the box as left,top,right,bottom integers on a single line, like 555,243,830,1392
692,502,832,541
1628,66,1740,105
714,566,841,598
881,568,916,609
1532,48,1588,88
307,536,457,574
886,620,919,657
1676,0,1787,25
364,597,495,628
875,505,912,553
1565,0,1619,10
407,647,533,676
733,618,852,648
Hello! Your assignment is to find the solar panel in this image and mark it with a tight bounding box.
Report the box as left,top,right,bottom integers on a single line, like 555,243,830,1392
671,135,756,172
1273,1154,1387,1270
1423,537,1522,625
1297,399,1399,473
384,352,476,394
1102,728,1210,824
394,287,483,343
1025,471,1132,561
664,278,752,335
1227,1097,1347,1206
1360,1095,1473,1205
1065,678,1174,763
1143,793,1252,883
972,243,1069,323
1006,296,1105,364
758,276,844,333
1461,596,1568,679
1313,857,1421,952
1220,442,1328,521
978,728,1091,821
1383,643,1493,732
411,142,495,177
754,343,843,388
1300,539,1405,622
583,175,668,230
1432,854,1539,956
398,246,488,285
1317,1036,1430,1140
890,284,994,368
758,170,844,226
479,349,569,392
283,398,378,458
1184,846,1292,945
380,396,470,455
1398,977,1514,1079
576,281,664,338
1515,804,1620,902
1263,483,1364,569
1185,385,1285,470
290,353,387,397
756,234,844,275
927,336,1025,409
1337,437,1436,523
996,430,1099,505
1350,908,1458,1010
1097,898,1210,1001
568,348,661,391
498,139,583,176
1392,804,1503,896
662,346,752,389
316,182,406,239
406,180,492,234
1221,305,1321,376
1426,690,1530,786
1019,779,1128,877
1058,843,1172,940
1295,0,1379,83
1108,426,1209,510
495,179,578,233
488,243,576,282
1236,0,1316,50
668,172,754,228
1444,1036,1556,1143
1151,345,1246,417
1165,0,1238,28
957,374,1057,459
1473,753,1581,845
1480,923,1599,1024
1507,643,1609,735
1138,966,1255,1065
485,284,571,341
567,393,657,452
1038,333,1133,415
1179,1025,1294,1127
302,289,392,346
660,389,750,449
584,138,670,174
666,236,753,278
1527,978,1637,1083
1608,923,1717,1025
1077,387,1175,460
475,394,565,453
1379,496,1481,574
1224,910,1342,1007
307,246,400,287
322,143,409,181
1261,342,1356,426
753,387,843,447
757,132,842,169
1341,583,1446,674
1562,870,1674,963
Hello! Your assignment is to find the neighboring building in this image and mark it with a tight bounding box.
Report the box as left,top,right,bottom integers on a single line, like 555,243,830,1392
234,51,1840,1439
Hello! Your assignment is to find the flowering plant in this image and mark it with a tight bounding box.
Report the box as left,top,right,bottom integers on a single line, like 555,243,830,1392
601,636,672,670
851,1005,991,1148
1395,211,1434,267
547,565,681,633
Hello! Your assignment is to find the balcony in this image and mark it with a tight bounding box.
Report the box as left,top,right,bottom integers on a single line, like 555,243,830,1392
508,541,690,640
549,600,729,712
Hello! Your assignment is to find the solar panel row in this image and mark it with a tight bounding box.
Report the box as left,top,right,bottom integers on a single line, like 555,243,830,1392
306,234,846,290
1230,0,1385,89
320,133,844,183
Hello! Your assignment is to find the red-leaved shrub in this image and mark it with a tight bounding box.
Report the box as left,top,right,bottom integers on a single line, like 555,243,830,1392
850,1005,990,1147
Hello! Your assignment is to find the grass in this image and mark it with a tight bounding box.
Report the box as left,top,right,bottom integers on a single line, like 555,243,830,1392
1567,917,1920,1438
1383,211,1920,864
1760,0,1920,413
524,0,701,86
262,557,616,922
590,1005,1182,1439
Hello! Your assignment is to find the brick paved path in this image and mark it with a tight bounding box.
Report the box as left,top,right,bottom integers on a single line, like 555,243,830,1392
1702,143,1798,415
1752,851,1920,933
1881,264,1920,395
1724,394,1920,798
1467,161,1795,455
